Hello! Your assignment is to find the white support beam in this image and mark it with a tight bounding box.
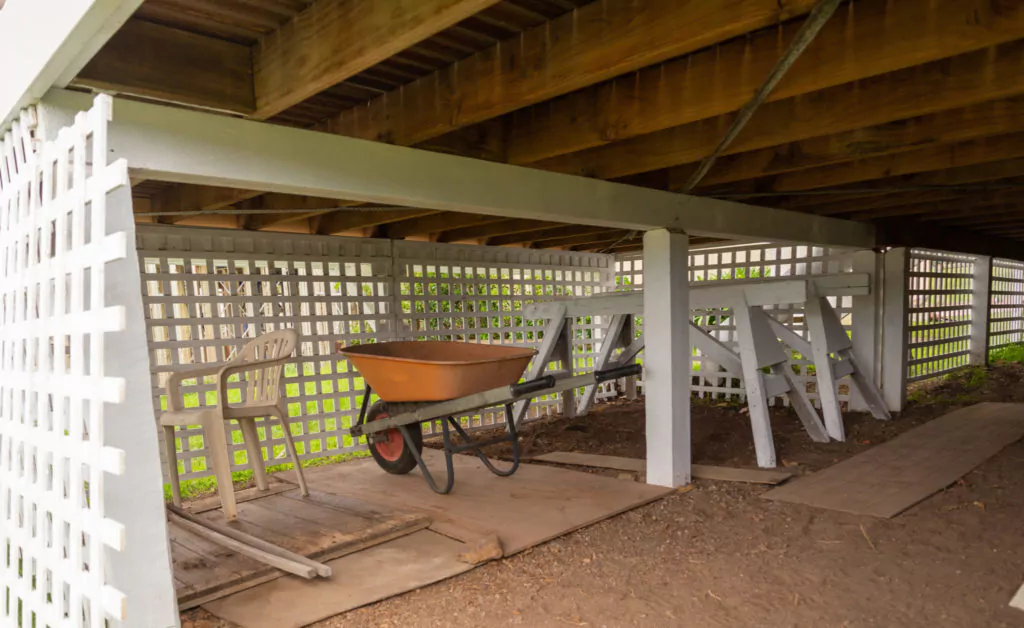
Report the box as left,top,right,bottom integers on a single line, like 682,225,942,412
0,0,142,128
971,255,993,366
881,247,910,412
849,250,882,412
39,89,877,248
643,230,691,487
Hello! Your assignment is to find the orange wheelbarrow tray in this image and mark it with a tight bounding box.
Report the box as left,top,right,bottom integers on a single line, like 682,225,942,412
343,341,642,495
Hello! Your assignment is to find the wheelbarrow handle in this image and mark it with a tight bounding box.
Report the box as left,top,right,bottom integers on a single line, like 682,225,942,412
509,375,556,398
594,363,643,383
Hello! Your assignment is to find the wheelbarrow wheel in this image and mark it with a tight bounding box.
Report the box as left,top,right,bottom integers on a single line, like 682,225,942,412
365,401,422,475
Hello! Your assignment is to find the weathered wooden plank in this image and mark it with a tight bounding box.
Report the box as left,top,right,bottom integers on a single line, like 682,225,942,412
384,212,506,238
759,131,1024,193
438,219,563,243
762,403,1024,517
316,209,439,235
687,97,1024,188
489,224,621,246
507,0,1024,165
328,0,817,146
253,0,501,119
74,19,254,114
186,480,297,515
527,452,794,484
537,42,1024,181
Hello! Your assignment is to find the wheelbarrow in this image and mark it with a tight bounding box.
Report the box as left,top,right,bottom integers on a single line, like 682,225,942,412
342,341,642,494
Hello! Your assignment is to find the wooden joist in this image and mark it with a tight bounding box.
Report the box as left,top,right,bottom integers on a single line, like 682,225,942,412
683,97,1024,189
383,212,505,239
512,0,1024,166
848,191,1023,220
438,219,563,243
252,0,501,119
74,19,255,114
328,0,818,146
758,132,1024,193
537,41,1024,182
531,229,626,249
150,185,263,225
487,224,616,246
316,209,438,235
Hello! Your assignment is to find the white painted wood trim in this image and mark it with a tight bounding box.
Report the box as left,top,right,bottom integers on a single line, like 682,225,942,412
0,0,143,129
39,89,876,248
882,248,911,412
970,255,993,366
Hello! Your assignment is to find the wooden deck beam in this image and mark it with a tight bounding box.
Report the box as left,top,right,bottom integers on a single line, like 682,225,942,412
488,224,618,247
537,42,1024,182
253,0,500,119
437,219,563,243
316,209,439,236
382,212,505,239
327,0,818,146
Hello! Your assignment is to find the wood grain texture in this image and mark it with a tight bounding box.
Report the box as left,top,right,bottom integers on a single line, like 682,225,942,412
253,0,501,119
328,0,818,146
528,452,794,485
762,403,1024,518
509,0,1024,165
75,19,255,114
171,490,428,608
538,41,1024,181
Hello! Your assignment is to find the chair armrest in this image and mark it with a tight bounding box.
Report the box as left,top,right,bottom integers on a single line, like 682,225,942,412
166,364,225,411
217,356,294,406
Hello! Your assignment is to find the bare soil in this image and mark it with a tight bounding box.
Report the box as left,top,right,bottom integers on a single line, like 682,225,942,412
185,363,1024,628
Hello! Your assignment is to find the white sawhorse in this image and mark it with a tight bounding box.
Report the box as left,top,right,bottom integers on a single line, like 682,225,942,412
522,274,888,468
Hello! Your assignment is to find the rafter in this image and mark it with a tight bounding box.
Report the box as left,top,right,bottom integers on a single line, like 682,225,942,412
437,219,563,243
757,132,1024,193
253,0,501,119
537,42,1024,182
506,0,1024,166
488,224,618,247
383,212,506,239
531,229,627,249
74,19,254,114
316,209,439,236
845,190,1023,220
150,185,262,225
328,0,818,146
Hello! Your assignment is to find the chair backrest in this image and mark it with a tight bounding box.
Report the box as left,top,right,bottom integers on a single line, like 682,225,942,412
236,329,298,406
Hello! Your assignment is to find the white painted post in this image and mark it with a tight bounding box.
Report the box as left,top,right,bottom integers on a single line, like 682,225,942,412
622,316,639,400
849,250,882,412
970,255,993,366
881,248,910,412
643,229,691,487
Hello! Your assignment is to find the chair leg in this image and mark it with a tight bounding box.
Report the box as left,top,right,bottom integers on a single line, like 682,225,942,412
239,418,269,491
203,415,238,521
163,425,182,507
278,414,309,497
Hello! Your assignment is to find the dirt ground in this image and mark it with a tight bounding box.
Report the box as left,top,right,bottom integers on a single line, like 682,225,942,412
184,362,1024,627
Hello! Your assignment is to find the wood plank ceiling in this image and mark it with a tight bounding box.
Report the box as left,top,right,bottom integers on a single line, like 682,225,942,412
73,0,1024,256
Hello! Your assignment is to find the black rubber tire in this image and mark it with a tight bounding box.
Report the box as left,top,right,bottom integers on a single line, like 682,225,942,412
365,400,423,475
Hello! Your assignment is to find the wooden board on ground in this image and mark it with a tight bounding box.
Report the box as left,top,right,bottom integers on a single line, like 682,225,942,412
282,449,672,555
527,451,793,485
1011,582,1024,612
204,530,472,628
185,477,297,514
172,489,429,609
762,402,1024,518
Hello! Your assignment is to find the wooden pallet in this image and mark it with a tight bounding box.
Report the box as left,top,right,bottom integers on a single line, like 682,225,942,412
171,489,429,609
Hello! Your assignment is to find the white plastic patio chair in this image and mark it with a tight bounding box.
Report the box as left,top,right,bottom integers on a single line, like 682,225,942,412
160,329,309,520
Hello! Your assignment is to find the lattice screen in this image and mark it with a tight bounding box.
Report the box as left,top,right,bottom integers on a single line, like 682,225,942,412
615,242,856,404
0,97,131,626
137,228,613,479
990,258,1024,351
906,248,975,382
392,240,613,426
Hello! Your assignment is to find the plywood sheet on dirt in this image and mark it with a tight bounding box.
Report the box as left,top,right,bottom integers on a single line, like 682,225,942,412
173,489,428,609
1011,581,1024,611
288,449,672,555
763,402,1024,517
528,451,793,485
203,530,471,628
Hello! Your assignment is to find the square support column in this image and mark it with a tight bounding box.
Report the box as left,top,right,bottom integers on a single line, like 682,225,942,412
849,250,882,412
881,248,910,412
970,255,993,366
643,229,691,487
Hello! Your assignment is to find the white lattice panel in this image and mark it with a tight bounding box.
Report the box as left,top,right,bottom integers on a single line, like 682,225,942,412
0,97,130,626
990,258,1024,350
907,249,975,382
392,240,614,427
615,243,856,404
137,229,614,478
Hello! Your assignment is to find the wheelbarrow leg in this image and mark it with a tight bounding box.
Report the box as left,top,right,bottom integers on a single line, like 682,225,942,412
444,403,520,477
402,422,455,495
